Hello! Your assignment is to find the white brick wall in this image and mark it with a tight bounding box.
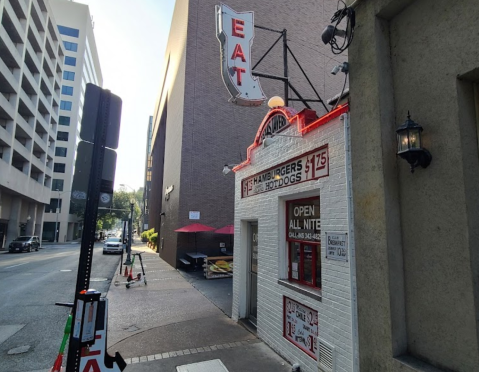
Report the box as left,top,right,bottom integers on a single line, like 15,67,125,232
233,113,354,372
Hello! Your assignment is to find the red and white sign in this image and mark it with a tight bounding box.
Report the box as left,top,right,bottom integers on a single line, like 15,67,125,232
284,296,319,359
79,299,125,372
216,3,266,106
241,145,329,198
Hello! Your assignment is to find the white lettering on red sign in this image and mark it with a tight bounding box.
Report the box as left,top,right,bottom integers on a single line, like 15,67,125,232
216,3,266,106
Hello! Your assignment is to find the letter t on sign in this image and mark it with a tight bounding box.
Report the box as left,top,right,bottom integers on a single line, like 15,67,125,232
232,19,245,38
233,67,246,85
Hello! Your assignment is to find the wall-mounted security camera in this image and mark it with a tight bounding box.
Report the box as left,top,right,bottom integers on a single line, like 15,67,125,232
322,5,355,54
321,25,346,45
331,62,349,75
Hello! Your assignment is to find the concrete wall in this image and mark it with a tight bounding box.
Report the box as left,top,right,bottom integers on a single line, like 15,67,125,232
233,113,354,372
347,0,479,370
151,0,189,266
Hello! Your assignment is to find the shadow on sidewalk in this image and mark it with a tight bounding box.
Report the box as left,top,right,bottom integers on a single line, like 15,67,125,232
178,269,233,318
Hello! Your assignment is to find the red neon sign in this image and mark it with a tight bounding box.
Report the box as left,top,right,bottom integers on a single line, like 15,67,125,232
233,104,349,173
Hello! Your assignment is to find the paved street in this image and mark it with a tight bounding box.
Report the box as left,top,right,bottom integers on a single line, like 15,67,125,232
0,243,121,372
0,242,291,372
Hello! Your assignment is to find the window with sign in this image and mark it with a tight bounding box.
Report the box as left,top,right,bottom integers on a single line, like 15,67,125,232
286,197,321,289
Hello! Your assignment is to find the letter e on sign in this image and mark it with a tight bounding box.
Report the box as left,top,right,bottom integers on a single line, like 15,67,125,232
232,19,245,38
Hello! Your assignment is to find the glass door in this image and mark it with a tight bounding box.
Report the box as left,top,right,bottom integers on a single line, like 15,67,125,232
248,222,258,325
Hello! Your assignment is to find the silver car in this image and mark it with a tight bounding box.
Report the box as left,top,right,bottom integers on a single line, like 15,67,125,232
103,237,123,254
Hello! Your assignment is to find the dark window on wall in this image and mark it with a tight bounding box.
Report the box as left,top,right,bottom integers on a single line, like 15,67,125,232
59,116,70,126
57,132,69,141
286,197,321,289
52,179,64,191
54,163,66,173
63,41,78,52
45,198,62,213
63,71,75,81
60,100,72,111
55,147,67,156
64,56,76,66
61,86,73,96
58,25,79,38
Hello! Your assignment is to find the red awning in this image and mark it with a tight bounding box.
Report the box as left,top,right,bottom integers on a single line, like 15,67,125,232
174,223,216,233
215,225,234,235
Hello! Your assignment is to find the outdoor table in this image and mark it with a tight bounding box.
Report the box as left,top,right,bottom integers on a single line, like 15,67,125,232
186,252,207,269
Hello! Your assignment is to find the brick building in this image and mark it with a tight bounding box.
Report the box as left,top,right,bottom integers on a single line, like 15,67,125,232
150,0,346,268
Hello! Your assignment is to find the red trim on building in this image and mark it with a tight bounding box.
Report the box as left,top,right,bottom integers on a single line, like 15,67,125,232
233,103,349,172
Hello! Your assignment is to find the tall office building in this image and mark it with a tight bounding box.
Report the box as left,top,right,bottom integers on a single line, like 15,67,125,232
142,115,153,232
0,0,66,249
42,0,102,242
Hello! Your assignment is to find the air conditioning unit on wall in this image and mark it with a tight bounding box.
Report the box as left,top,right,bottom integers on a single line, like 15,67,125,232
318,338,336,372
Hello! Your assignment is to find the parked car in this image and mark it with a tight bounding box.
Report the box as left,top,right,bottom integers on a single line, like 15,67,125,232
9,236,40,253
103,237,123,254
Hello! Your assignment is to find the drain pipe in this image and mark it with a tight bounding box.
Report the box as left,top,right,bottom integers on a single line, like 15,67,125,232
342,112,359,372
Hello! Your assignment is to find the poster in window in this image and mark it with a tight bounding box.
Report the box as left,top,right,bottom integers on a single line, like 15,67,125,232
284,296,318,359
287,197,320,243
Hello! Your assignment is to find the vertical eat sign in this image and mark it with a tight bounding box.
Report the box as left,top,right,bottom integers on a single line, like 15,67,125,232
216,3,266,106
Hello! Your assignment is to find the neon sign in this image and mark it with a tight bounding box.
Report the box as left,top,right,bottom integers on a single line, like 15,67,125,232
216,3,266,106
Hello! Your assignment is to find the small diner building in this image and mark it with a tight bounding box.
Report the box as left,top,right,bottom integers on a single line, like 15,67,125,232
232,102,358,372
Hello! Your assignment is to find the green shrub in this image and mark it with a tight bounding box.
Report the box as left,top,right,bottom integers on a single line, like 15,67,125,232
146,228,155,240
150,233,158,249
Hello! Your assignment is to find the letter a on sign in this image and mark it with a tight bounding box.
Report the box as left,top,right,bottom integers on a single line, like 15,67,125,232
83,359,101,372
216,3,266,106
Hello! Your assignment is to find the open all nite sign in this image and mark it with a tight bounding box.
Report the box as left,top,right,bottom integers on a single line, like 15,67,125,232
216,3,266,106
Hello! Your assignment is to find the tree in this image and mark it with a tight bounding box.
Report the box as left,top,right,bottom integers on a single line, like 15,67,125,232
96,189,141,231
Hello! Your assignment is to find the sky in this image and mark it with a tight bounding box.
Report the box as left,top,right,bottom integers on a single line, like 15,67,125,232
75,0,176,191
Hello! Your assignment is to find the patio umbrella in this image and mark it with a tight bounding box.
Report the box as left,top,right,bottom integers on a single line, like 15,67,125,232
174,223,216,253
215,224,234,249
214,225,234,234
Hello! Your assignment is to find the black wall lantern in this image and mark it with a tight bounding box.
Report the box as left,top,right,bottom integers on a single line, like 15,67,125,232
396,112,432,173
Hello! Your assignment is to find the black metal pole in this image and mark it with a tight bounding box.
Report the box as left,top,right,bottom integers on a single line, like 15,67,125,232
128,203,133,258
119,221,125,275
287,45,329,112
66,89,110,371
283,29,288,106
123,219,131,265
252,33,283,71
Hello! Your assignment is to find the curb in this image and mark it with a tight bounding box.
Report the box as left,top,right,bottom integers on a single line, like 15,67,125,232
125,339,260,365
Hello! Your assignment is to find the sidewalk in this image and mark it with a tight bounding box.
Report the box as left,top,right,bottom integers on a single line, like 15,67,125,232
106,243,291,372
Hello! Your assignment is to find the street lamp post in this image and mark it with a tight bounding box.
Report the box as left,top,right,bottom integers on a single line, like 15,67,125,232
55,189,60,243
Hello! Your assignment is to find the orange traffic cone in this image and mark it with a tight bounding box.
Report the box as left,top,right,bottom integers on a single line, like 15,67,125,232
124,266,129,277
128,268,134,281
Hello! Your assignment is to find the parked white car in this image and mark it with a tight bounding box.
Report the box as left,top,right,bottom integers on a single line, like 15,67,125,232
103,237,123,254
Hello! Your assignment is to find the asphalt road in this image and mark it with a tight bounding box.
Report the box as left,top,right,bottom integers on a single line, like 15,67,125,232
0,243,120,372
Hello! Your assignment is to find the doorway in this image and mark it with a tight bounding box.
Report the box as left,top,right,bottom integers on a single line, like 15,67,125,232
247,222,258,325
0,222,7,249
